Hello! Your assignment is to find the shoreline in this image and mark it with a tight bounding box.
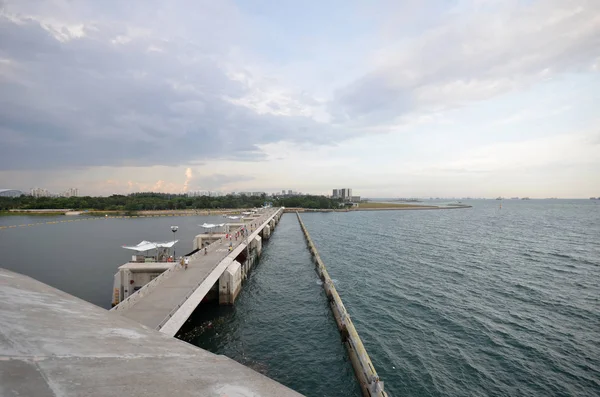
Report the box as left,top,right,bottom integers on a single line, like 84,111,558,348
2,205,472,217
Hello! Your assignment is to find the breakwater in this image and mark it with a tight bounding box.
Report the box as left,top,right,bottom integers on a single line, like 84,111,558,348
296,212,388,397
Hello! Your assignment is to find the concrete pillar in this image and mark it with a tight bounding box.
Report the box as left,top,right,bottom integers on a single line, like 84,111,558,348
251,235,262,257
261,224,271,240
219,260,242,305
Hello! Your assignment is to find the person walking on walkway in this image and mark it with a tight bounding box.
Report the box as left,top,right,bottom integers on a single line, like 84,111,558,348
184,257,189,270
204,247,207,255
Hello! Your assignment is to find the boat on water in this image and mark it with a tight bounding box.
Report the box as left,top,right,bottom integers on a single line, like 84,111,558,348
496,197,503,200
511,197,519,200
521,197,531,200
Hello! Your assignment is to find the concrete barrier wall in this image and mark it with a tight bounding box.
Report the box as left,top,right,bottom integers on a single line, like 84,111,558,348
296,212,388,397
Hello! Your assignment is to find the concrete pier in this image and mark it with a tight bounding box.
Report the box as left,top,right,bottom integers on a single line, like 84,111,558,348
296,212,388,397
112,207,283,337
0,268,303,397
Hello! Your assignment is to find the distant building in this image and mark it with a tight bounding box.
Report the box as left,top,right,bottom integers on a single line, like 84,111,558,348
281,190,286,195
339,188,352,201
61,188,79,198
332,188,354,201
187,191,223,197
350,196,361,203
187,191,207,197
0,189,23,197
31,187,51,198
287,190,292,195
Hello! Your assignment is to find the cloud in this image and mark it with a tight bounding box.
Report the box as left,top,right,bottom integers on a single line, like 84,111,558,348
408,129,600,176
0,0,598,198
0,1,339,171
182,167,193,193
330,0,600,124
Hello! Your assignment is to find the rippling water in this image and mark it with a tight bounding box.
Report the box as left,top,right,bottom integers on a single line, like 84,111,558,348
299,200,600,396
178,214,362,396
2,200,599,396
183,200,600,396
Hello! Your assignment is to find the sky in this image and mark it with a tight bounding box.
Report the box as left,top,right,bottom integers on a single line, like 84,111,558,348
0,0,599,198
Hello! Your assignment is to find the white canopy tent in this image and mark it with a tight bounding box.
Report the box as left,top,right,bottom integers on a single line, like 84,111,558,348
122,240,179,262
199,223,225,229
122,240,179,252
200,223,226,234
227,216,240,220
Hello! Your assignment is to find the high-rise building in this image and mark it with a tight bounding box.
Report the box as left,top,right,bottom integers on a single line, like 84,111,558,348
288,190,292,195
333,188,353,201
61,188,79,197
340,188,352,200
282,190,286,195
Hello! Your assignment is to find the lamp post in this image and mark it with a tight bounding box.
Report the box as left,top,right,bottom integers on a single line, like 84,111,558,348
171,226,178,259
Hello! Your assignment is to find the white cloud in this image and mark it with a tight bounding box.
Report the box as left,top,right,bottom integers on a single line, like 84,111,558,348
333,0,600,122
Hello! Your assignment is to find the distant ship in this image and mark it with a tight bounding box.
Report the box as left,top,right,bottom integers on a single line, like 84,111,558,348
511,197,519,200
496,197,503,200
521,197,531,200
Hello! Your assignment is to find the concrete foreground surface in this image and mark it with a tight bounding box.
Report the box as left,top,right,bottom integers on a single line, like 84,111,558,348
0,268,304,397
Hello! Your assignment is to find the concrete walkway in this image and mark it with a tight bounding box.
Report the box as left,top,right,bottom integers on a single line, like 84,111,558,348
113,208,281,332
0,268,303,397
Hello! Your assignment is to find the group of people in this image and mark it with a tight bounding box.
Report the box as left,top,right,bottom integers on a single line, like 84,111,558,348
174,221,263,270
176,246,208,270
224,225,252,252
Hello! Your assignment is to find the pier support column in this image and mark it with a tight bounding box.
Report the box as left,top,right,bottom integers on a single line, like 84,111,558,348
261,224,271,240
219,261,242,305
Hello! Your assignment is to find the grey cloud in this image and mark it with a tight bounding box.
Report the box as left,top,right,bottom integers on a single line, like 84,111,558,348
0,6,339,171
331,72,414,123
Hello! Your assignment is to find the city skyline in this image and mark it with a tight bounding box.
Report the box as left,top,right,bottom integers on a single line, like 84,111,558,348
0,1,599,198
